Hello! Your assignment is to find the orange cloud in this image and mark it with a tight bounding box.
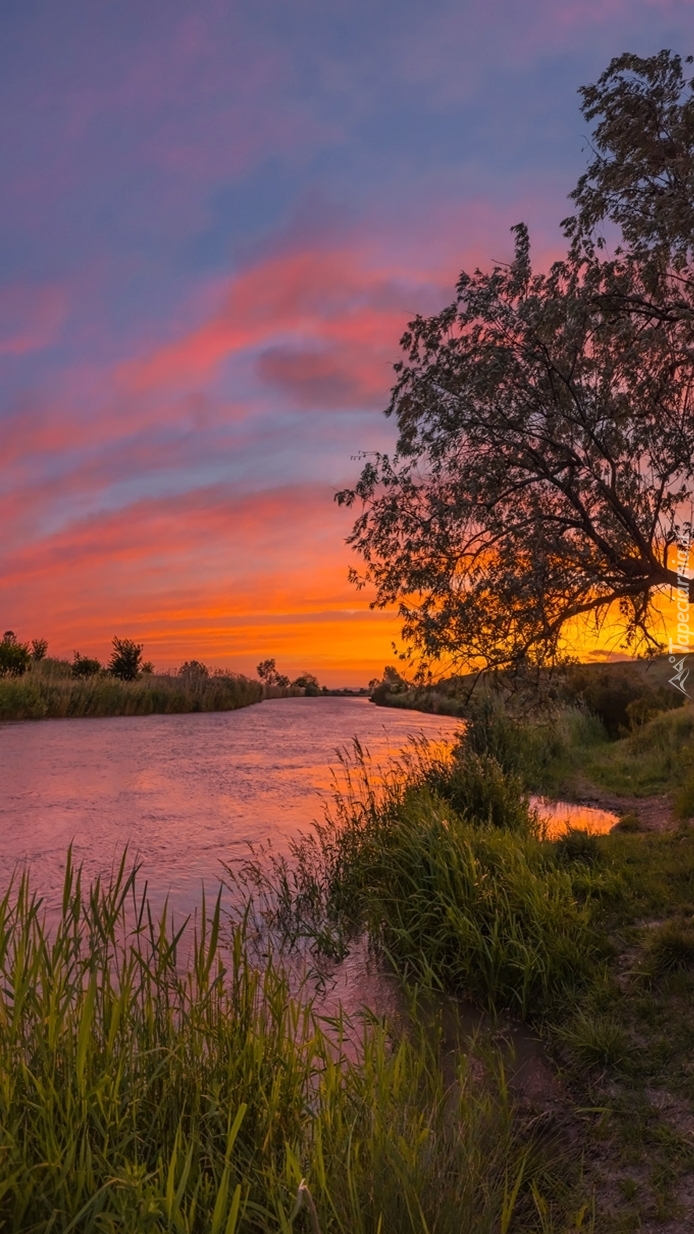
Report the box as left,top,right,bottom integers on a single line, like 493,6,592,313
0,481,401,685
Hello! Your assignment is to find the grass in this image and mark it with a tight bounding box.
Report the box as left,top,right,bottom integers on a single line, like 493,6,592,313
461,693,694,803
0,852,586,1233
582,705,694,799
230,730,694,1230
7,700,694,1229
231,742,611,1021
0,658,263,721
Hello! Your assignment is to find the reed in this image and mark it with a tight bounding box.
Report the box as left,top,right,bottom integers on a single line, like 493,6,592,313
230,742,608,1021
0,662,263,721
0,853,583,1232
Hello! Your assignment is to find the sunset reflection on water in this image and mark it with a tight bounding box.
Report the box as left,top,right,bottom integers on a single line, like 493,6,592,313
531,796,619,839
0,697,461,916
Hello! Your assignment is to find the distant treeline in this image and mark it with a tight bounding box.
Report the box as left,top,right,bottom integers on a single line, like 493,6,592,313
0,632,281,721
0,634,369,722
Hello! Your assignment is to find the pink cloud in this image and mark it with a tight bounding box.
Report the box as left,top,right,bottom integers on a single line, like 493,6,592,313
118,245,441,402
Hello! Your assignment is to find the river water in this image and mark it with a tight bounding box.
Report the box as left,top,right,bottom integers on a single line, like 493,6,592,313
0,696,619,919
0,697,463,915
1,697,621,1032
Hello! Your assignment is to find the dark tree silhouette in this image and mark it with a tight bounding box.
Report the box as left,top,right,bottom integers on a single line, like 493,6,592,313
72,652,101,679
338,51,694,674
0,632,30,678
178,660,209,680
108,637,143,681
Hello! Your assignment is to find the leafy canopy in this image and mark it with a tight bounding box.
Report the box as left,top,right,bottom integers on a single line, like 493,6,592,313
108,637,143,682
0,631,30,678
338,51,694,674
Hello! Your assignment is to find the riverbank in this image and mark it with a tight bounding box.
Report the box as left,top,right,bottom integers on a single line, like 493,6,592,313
0,854,582,1234
0,659,268,720
4,705,694,1229
229,710,694,1231
370,656,686,729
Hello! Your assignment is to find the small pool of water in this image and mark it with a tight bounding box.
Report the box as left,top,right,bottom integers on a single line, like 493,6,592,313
531,795,620,839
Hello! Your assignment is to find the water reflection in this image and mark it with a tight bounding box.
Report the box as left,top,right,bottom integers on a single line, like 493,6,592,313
0,697,461,915
531,795,619,839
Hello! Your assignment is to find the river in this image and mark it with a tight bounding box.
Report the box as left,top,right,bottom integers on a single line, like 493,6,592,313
0,697,463,914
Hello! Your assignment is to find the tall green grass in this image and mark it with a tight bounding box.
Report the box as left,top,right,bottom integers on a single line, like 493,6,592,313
459,689,694,802
462,696,606,795
231,742,609,1021
0,854,581,1232
585,703,694,798
0,660,263,721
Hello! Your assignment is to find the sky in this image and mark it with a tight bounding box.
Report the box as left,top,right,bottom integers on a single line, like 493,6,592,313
2,0,693,684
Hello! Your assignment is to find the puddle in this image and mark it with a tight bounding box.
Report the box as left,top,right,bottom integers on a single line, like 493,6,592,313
531,795,619,840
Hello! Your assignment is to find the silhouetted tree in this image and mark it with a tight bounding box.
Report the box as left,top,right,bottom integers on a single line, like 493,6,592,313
108,637,143,681
0,632,30,678
256,658,290,687
30,638,48,661
72,652,101,678
339,50,694,674
179,660,209,680
293,672,321,695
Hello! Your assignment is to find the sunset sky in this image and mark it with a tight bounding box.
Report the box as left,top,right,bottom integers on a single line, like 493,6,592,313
2,0,693,684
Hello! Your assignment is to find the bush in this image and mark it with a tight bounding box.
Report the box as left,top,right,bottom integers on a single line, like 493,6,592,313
178,659,209,680
108,636,143,681
29,638,48,661
646,919,694,977
462,694,605,792
424,748,534,833
0,631,30,678
562,664,684,738
293,672,321,695
247,746,606,1021
558,1013,632,1070
330,788,602,1018
71,651,101,678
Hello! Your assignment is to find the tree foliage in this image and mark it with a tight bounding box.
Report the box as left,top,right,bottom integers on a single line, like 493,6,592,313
256,658,290,688
72,652,101,679
292,672,321,695
564,50,694,275
71,651,100,681
338,51,694,674
107,637,143,682
0,632,30,678
178,659,209,680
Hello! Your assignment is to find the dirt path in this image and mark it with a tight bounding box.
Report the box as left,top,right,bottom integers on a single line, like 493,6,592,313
571,775,677,832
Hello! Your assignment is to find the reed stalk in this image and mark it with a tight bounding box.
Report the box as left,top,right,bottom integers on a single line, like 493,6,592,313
0,851,582,1231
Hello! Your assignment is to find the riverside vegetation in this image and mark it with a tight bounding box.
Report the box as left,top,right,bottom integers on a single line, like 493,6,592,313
0,654,264,721
0,634,356,722
3,701,694,1229
0,851,579,1234
228,695,694,1232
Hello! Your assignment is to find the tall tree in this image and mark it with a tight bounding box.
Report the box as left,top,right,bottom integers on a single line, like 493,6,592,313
338,51,694,674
